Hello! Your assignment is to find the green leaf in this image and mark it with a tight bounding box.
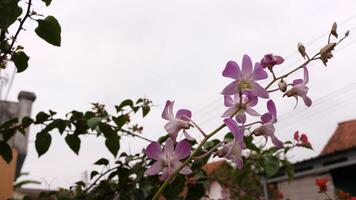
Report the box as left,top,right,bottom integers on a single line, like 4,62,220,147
142,106,150,117
22,117,34,128
65,134,81,154
112,115,126,129
262,154,280,177
35,16,61,46
0,0,22,29
0,141,12,163
35,112,50,124
90,171,99,180
99,123,120,157
41,0,52,6
11,51,29,73
115,99,134,112
94,158,109,166
87,117,103,129
105,136,120,158
35,132,52,157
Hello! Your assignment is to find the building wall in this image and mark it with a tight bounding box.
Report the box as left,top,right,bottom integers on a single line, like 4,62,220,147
277,174,334,200
0,149,18,200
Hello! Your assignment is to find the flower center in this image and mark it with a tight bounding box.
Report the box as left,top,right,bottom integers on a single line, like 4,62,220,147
238,79,252,90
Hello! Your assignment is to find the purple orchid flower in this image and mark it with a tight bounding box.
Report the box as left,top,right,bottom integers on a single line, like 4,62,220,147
284,67,312,107
216,119,245,169
162,100,194,141
260,54,284,69
221,55,269,99
145,138,192,180
253,100,283,148
222,92,260,124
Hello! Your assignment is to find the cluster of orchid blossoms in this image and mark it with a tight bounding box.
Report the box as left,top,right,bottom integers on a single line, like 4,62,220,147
144,53,313,180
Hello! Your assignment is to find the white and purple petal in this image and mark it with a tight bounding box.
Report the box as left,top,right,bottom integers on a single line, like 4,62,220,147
222,61,242,80
174,139,191,160
146,142,162,161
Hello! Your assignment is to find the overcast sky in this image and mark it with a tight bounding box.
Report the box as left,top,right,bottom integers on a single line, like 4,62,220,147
3,0,356,189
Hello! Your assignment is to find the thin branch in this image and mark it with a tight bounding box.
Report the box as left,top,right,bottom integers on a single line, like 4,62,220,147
0,0,33,60
121,128,153,143
78,167,119,199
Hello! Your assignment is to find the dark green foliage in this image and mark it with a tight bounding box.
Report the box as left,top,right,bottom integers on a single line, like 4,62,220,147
94,158,109,166
41,0,52,6
11,51,29,73
65,134,81,154
185,183,205,200
0,0,22,29
35,131,52,157
35,16,61,46
0,141,12,163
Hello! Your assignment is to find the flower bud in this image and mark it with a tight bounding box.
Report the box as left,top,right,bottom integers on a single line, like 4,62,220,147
331,22,338,38
278,80,287,92
320,43,336,66
345,30,350,37
297,42,307,59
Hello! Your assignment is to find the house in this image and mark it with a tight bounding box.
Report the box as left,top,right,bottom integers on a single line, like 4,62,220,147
268,119,356,200
0,91,36,200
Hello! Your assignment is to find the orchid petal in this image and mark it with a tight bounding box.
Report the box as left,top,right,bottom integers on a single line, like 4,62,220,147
224,118,244,141
164,119,188,135
251,82,269,98
252,62,268,81
146,142,162,161
235,112,246,124
164,138,174,155
183,130,195,141
267,100,277,117
175,139,191,160
222,107,237,118
245,107,260,116
302,95,312,107
176,109,192,120
172,160,192,175
162,100,174,120
261,113,272,124
242,55,253,76
221,81,238,95
160,168,169,181
293,79,303,85
275,56,284,65
271,136,284,148
222,61,242,79
145,161,163,176
224,95,236,107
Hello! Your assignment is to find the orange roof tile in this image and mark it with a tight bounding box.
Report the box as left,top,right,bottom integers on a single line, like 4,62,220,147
321,119,356,155
202,160,225,175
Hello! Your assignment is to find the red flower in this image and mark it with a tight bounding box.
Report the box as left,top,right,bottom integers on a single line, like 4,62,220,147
350,197,356,200
300,134,309,144
315,178,329,193
294,131,299,141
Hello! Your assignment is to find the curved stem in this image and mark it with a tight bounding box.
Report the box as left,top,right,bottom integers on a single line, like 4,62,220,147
0,0,32,60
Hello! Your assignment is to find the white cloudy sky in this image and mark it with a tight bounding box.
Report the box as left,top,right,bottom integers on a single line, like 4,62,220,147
3,0,356,189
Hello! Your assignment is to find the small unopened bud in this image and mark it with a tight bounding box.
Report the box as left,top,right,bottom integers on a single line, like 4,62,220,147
345,30,350,37
331,22,338,38
278,80,287,92
298,42,307,59
320,43,336,66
